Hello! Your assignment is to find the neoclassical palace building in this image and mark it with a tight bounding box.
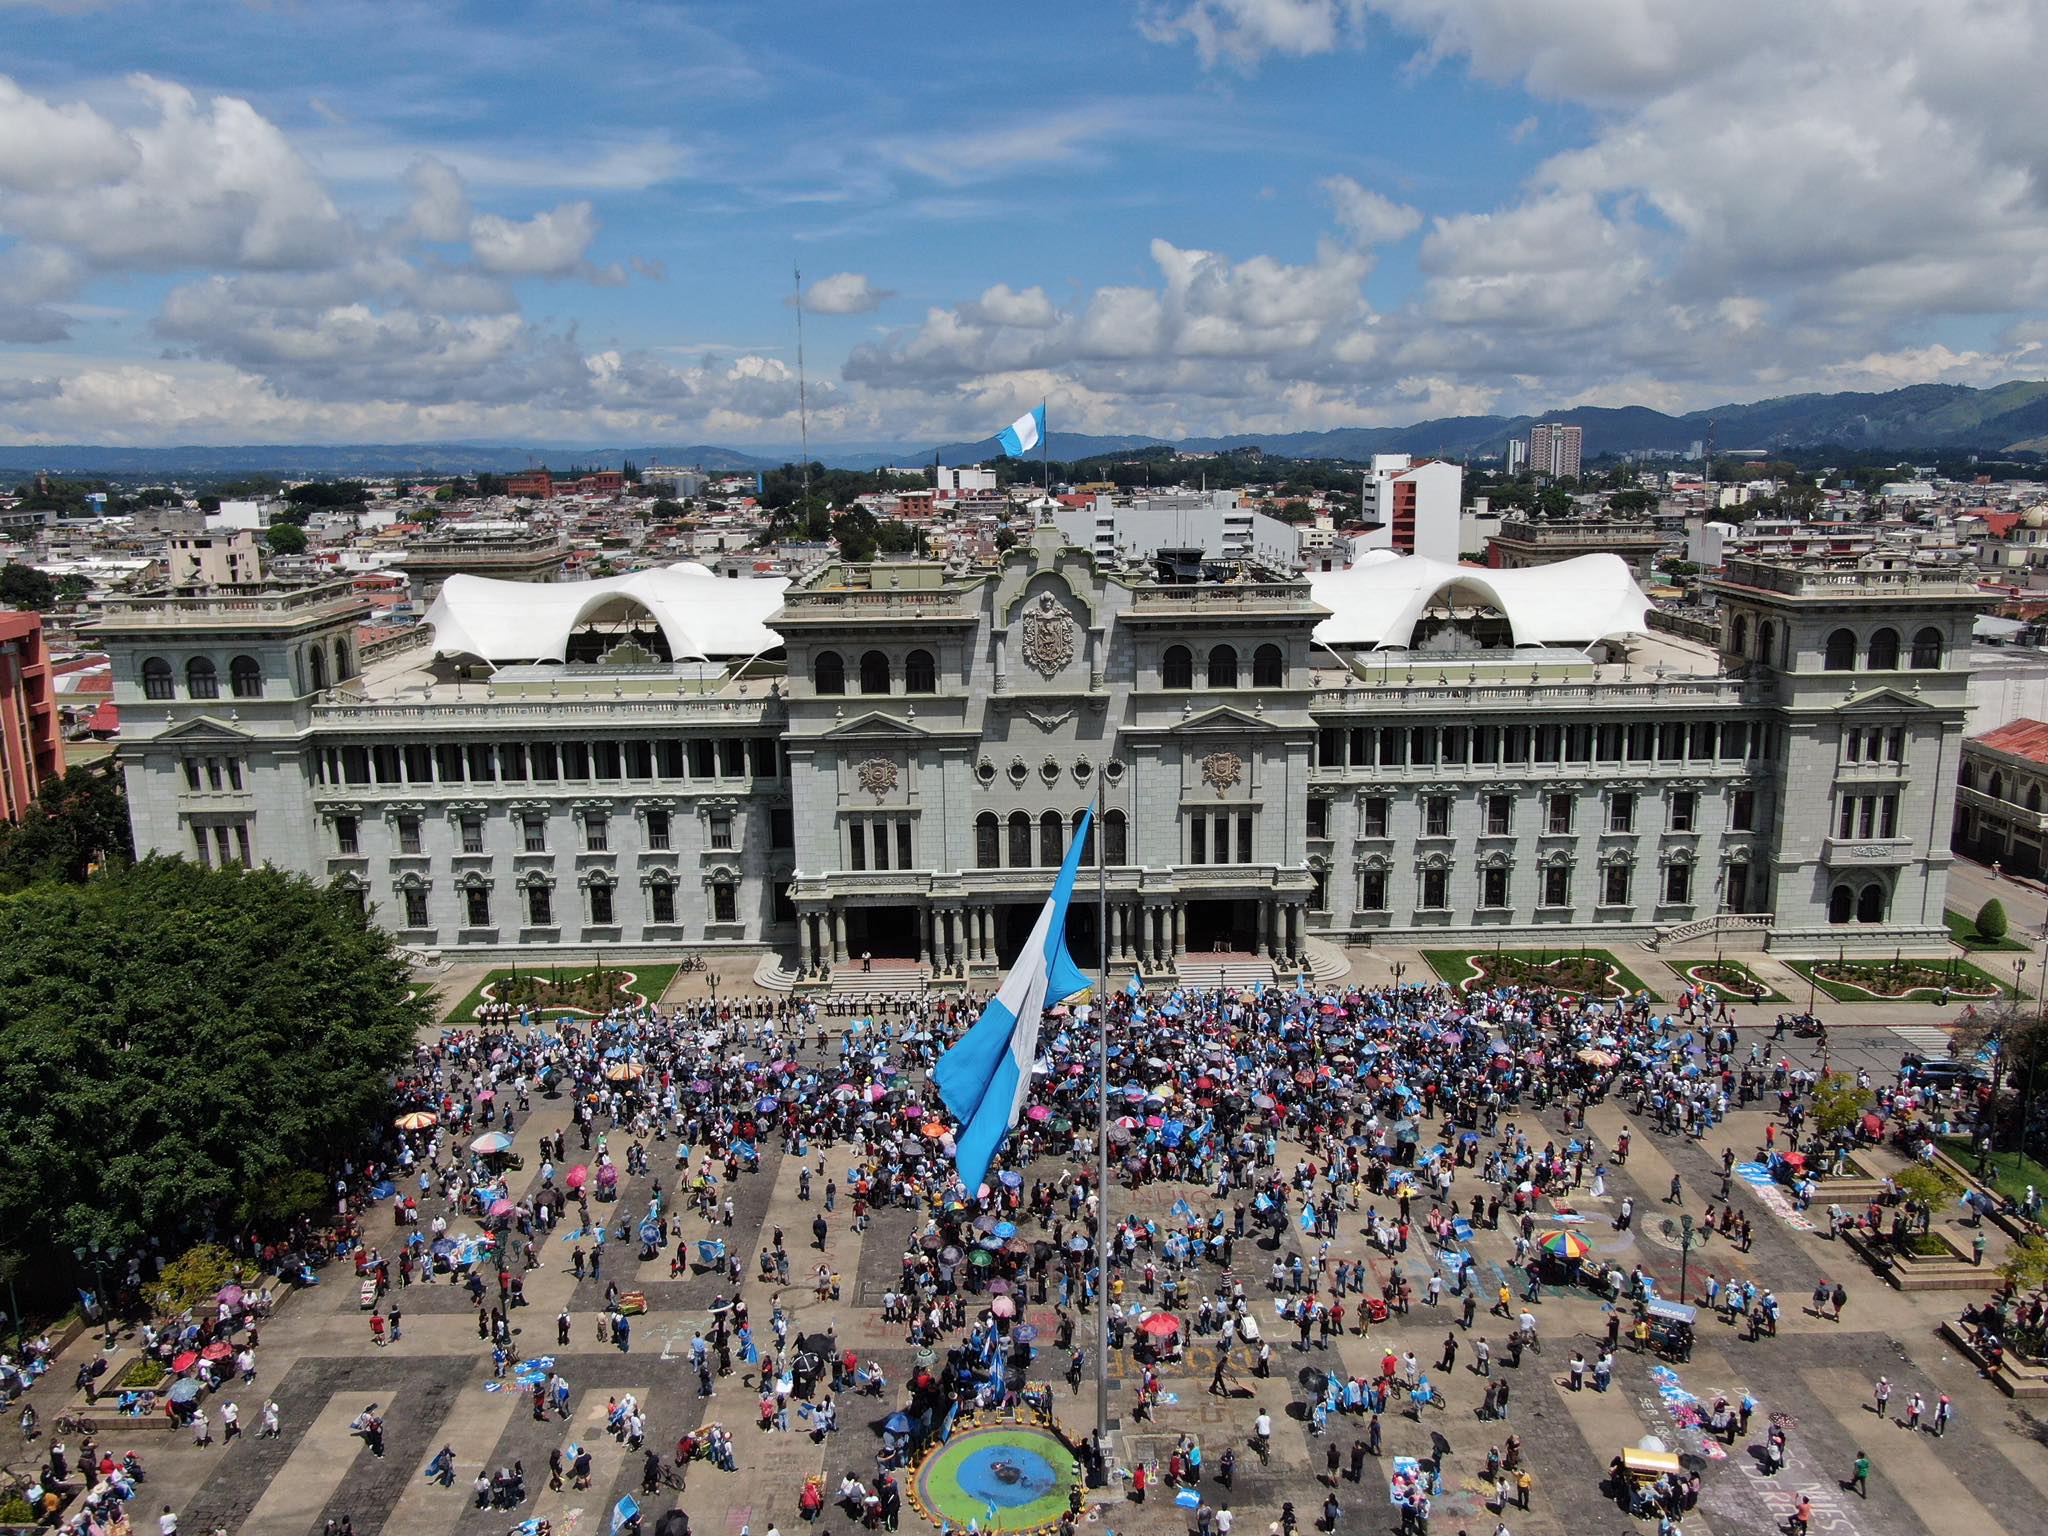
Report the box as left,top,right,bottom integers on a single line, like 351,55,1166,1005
95,526,1985,985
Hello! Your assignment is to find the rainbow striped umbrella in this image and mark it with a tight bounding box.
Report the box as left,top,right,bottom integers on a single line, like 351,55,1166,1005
1538,1230,1590,1260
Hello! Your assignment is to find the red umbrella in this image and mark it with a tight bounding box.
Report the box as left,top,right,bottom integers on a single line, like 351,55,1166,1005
200,1340,232,1362
171,1350,199,1372
1139,1313,1182,1338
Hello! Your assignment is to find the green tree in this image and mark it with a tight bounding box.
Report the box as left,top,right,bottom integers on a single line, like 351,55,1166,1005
1894,1163,1960,1211
56,573,88,603
0,762,133,890
1809,1071,1869,1139
285,481,370,509
1998,1233,2048,1292
649,499,685,521
1977,898,2009,942
833,507,881,564
264,522,309,555
0,859,424,1295
0,563,56,611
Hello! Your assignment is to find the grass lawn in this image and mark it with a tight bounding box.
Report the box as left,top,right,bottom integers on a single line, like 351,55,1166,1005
1665,957,1787,1003
444,962,680,1022
1423,947,1660,1001
1784,956,2009,1004
1939,1136,2048,1206
1943,909,2029,952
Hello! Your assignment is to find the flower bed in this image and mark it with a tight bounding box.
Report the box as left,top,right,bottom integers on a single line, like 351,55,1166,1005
1670,959,1784,1002
1423,948,1657,1002
445,963,678,1022
111,1356,169,1390
1786,957,2004,1003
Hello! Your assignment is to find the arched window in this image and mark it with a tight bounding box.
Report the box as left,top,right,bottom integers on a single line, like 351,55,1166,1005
1252,644,1284,688
975,812,1000,870
1911,626,1944,669
1828,884,1855,924
333,638,353,681
1104,809,1127,866
1073,809,1095,867
813,650,845,695
186,656,219,699
308,646,329,692
1823,628,1856,671
2027,785,2040,813
1039,810,1064,867
1207,645,1238,688
1960,762,1976,789
1759,621,1777,666
1990,772,2006,802
1866,628,1899,670
859,650,892,695
229,655,262,698
1730,614,1749,656
1857,883,1886,923
141,656,174,700
1008,811,1032,867
1162,645,1193,689
904,649,937,694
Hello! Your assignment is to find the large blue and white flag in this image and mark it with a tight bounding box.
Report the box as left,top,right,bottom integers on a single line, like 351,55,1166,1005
996,403,1046,458
934,806,1093,1192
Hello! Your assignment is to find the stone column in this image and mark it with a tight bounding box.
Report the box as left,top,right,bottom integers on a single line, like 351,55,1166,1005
918,906,932,966
1108,903,1122,962
1172,903,1186,960
993,631,1009,693
832,907,847,964
797,909,814,972
1286,902,1302,964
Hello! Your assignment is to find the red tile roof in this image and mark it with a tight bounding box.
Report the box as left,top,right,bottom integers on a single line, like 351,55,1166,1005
1974,717,2048,764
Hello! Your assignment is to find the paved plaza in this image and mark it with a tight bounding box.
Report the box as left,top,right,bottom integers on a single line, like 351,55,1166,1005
19,953,2048,1536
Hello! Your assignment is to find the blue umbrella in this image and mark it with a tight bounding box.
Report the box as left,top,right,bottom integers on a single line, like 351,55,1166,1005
884,1411,913,1434
993,1220,1018,1239
167,1379,201,1404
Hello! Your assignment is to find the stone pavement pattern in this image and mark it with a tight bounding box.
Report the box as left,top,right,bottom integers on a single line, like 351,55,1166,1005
37,999,2048,1536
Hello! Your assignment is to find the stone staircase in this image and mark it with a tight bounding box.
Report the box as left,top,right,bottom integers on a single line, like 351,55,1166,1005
1170,951,1282,993
751,952,936,1000
1641,912,1774,952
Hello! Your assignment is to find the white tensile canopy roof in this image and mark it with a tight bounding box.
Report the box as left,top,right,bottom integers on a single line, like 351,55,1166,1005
1309,551,1652,650
423,561,789,664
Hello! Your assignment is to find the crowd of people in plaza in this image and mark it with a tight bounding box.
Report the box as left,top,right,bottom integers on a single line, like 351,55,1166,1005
11,962,2043,1536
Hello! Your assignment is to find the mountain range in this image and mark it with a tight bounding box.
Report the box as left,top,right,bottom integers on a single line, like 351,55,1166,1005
8,380,2048,480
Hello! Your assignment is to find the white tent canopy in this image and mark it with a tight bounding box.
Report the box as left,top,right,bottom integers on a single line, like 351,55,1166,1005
1309,551,1653,650
423,561,789,664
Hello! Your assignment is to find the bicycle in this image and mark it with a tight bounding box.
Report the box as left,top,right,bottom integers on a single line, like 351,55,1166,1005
680,957,707,974
54,1414,96,1436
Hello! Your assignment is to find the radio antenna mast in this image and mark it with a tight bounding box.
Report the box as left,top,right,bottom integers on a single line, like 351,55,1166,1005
795,262,812,511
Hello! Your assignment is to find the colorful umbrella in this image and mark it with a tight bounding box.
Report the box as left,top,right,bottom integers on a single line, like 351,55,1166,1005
395,1111,437,1130
1537,1230,1590,1260
470,1131,513,1154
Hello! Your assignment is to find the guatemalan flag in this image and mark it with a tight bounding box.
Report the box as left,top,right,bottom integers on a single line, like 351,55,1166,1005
996,403,1046,458
935,806,1093,1193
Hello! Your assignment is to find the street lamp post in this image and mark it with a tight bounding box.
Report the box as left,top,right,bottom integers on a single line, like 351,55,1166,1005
1391,960,1405,1017
73,1243,115,1352
1679,1213,1694,1306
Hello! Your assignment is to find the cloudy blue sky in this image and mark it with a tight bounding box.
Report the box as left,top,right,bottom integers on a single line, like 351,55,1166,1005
2,0,2045,447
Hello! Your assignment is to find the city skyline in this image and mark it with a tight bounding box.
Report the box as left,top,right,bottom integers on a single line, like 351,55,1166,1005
2,0,2046,447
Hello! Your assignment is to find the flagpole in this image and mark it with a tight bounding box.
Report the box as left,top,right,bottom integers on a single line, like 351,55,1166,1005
1093,792,1111,1446
1041,401,1050,497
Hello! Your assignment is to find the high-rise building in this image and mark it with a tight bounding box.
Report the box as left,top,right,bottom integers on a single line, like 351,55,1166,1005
1355,455,1464,564
1505,439,1527,476
1528,423,1584,480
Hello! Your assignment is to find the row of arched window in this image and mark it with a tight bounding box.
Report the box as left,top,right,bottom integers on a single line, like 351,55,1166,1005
973,809,1127,868
1959,763,2040,810
1162,644,1284,690
1828,881,1890,923
1822,625,1942,672
814,649,937,696
140,637,355,701
142,654,265,701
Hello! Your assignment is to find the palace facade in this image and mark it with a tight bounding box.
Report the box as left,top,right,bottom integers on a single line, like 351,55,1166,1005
95,529,1985,983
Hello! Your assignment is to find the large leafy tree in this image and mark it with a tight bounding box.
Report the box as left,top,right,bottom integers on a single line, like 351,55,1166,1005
0,762,133,890
0,858,424,1291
